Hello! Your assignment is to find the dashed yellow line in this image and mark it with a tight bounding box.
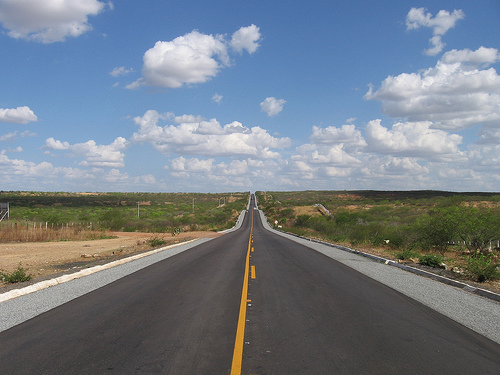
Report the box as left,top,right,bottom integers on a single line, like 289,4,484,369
230,209,254,375
251,265,256,279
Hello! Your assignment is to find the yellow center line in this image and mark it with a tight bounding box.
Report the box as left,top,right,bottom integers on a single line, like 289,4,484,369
251,265,256,279
231,208,254,375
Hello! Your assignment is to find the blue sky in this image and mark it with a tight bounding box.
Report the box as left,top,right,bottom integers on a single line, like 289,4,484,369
1,0,499,192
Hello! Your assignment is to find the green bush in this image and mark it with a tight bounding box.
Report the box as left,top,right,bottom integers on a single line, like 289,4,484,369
396,249,421,261
465,254,500,282
147,234,168,247
1,264,32,283
416,208,458,254
294,215,311,227
419,254,444,268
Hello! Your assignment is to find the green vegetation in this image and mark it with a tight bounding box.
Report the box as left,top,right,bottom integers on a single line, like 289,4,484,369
257,190,500,283
0,264,32,283
0,191,249,237
465,254,500,282
419,254,444,268
146,234,169,248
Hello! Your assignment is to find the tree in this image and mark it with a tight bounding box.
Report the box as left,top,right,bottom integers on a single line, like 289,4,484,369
417,207,458,254
455,207,500,254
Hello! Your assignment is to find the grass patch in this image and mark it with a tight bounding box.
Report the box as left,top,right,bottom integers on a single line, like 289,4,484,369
1,264,32,283
146,234,168,248
419,254,445,268
395,248,421,261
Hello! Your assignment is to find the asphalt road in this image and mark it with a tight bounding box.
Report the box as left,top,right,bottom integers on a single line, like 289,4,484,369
0,196,499,374
0,214,251,374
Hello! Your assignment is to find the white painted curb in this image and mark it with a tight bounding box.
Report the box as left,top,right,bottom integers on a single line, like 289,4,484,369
0,239,199,303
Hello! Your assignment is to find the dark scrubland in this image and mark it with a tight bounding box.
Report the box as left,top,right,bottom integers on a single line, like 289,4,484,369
256,190,500,286
0,191,249,237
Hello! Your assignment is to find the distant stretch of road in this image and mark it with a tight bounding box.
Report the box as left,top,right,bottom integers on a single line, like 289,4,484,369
0,195,499,374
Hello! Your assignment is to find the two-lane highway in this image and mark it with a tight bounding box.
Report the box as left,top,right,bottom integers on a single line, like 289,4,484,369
0,194,499,374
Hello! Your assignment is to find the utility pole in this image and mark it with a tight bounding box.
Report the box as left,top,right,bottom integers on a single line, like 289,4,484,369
136,202,141,218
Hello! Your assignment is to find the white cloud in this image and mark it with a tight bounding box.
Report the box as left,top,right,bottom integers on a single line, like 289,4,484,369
0,130,34,142
260,97,286,117
441,47,500,67
0,0,110,43
131,110,291,159
0,106,38,124
44,136,128,167
171,156,215,173
45,137,70,150
0,132,18,142
230,24,261,54
365,155,430,177
406,7,465,55
468,144,500,170
365,120,463,161
128,30,229,89
0,150,56,179
365,47,500,130
128,26,261,90
167,156,283,190
310,124,367,151
477,128,500,145
110,66,134,77
212,93,223,104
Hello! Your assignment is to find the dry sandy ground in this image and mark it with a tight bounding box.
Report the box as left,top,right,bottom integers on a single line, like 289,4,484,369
0,231,221,289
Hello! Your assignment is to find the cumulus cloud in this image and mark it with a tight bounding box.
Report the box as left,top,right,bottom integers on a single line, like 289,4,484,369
365,47,500,130
167,156,282,189
230,24,261,54
468,144,500,171
310,124,367,152
44,136,128,167
290,124,367,179
294,143,362,166
260,97,286,117
131,110,291,159
171,156,215,174
365,155,430,177
406,7,465,55
441,47,500,67
365,120,463,161
128,30,228,89
0,0,110,43
0,106,38,124
128,26,260,90
0,151,56,181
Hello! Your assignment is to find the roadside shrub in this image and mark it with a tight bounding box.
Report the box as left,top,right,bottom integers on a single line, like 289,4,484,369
465,254,500,282
396,248,421,261
419,254,444,268
416,208,458,254
147,234,168,248
294,215,311,227
1,264,32,283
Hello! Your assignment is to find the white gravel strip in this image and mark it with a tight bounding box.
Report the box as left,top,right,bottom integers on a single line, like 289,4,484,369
0,238,213,333
258,210,500,344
